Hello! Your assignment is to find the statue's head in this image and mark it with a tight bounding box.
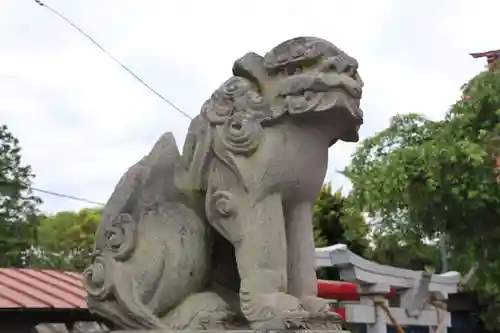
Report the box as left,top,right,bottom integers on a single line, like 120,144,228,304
200,37,363,145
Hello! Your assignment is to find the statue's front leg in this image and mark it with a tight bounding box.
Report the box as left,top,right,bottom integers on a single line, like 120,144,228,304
285,202,317,299
206,190,307,329
285,202,343,328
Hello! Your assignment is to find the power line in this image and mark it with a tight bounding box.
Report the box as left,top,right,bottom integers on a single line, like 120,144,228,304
1,181,105,205
33,0,193,121
28,0,196,206
32,187,105,206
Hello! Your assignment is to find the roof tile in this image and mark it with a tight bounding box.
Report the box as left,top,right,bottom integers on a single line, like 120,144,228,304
0,268,86,309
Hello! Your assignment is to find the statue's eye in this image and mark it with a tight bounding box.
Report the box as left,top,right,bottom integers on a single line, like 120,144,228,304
319,59,337,72
327,63,337,72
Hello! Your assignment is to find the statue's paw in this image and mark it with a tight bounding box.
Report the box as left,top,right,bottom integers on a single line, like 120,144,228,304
304,313,344,330
243,292,309,330
160,291,244,330
250,309,310,330
301,295,333,315
281,310,313,329
300,296,344,330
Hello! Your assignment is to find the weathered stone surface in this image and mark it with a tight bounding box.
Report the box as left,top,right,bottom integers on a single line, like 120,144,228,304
84,36,363,331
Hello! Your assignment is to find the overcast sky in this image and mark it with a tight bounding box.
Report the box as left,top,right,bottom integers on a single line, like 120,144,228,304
0,0,497,213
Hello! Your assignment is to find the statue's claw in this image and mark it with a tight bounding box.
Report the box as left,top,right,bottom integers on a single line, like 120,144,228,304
300,295,332,314
250,309,311,330
306,312,344,330
242,292,310,330
300,296,344,330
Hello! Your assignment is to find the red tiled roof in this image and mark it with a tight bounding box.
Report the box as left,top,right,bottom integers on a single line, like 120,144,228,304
0,268,86,309
0,268,363,311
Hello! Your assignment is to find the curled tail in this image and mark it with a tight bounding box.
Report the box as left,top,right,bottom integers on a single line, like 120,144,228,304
84,132,210,330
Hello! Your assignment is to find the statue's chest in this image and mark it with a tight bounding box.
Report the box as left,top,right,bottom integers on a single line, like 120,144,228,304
254,127,330,198
285,143,328,190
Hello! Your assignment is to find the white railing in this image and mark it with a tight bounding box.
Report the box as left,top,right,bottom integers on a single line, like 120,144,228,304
316,244,460,333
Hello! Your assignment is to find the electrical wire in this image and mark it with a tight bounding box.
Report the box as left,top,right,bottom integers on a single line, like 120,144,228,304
24,0,200,206
32,187,105,206
33,0,193,120
1,181,104,205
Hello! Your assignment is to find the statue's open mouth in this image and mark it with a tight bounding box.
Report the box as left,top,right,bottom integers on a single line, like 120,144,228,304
313,89,363,124
277,72,363,125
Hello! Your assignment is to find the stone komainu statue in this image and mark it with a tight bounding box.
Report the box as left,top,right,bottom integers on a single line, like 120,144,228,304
83,36,364,331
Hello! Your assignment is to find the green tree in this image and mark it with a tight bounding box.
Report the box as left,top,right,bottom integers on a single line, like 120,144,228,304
369,230,442,272
344,70,500,330
313,183,370,280
0,124,41,267
34,207,101,271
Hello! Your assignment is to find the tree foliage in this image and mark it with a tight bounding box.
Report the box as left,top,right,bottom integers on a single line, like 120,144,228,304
344,70,500,330
33,207,101,271
313,183,370,280
370,231,442,272
0,124,41,267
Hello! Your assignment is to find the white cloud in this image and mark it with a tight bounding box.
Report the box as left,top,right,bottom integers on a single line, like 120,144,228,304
0,0,497,213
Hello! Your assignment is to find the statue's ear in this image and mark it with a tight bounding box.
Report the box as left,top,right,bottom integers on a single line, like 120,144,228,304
232,52,269,92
